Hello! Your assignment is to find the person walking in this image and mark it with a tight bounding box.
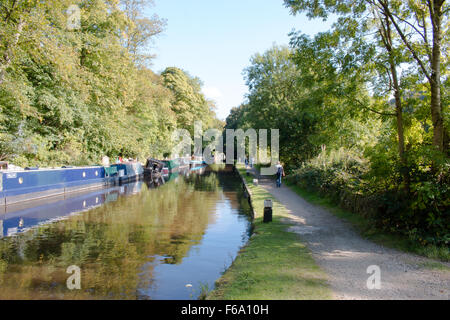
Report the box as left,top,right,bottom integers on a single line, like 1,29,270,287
276,161,285,188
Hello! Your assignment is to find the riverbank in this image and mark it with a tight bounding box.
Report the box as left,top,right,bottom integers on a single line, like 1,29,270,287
207,166,332,300
254,171,450,299
286,182,450,263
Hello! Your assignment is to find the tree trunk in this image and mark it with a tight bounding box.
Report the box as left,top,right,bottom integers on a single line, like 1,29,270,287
444,119,450,156
385,18,409,191
380,0,447,154
393,75,409,191
377,11,410,190
430,0,444,153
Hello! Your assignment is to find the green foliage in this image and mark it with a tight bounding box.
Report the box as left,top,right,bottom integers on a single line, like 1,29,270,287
120,0,166,65
227,44,373,170
161,67,217,134
223,0,449,251
0,1,217,167
287,149,450,247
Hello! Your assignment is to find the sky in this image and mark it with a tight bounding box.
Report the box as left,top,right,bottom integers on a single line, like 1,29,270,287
147,0,335,120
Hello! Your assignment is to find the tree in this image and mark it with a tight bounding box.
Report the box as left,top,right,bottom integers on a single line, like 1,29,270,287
227,44,374,169
373,0,448,154
284,0,449,155
375,8,410,189
0,1,218,166
161,67,214,133
121,0,166,65
0,0,36,85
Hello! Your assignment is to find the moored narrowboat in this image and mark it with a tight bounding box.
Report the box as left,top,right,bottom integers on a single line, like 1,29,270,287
144,158,165,176
0,161,144,206
110,162,144,184
179,157,191,170
0,166,106,206
144,158,166,184
162,159,180,173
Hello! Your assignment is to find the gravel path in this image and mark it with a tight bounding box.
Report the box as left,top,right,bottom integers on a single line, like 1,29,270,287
255,174,449,300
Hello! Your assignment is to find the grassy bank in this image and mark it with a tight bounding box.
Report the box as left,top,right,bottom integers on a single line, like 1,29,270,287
207,166,332,300
286,182,450,263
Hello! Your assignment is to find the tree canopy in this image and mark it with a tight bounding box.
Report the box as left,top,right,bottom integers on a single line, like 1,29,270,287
0,0,220,166
226,0,449,247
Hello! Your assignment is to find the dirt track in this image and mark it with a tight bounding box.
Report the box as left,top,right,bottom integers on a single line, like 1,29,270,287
257,174,449,300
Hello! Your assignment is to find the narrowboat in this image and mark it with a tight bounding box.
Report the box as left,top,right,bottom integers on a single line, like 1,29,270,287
162,158,181,173
0,161,144,206
110,162,144,184
144,158,166,184
144,158,165,176
0,166,106,206
179,157,191,170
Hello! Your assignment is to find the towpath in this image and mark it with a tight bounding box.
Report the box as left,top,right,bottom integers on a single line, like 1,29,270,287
249,168,450,300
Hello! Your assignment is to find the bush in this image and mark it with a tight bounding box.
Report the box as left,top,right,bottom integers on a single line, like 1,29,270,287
287,148,450,247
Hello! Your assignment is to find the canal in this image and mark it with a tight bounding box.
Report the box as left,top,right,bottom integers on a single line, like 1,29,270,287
0,167,252,299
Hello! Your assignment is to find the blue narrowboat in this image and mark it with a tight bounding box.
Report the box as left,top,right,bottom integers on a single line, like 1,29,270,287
0,162,144,206
0,167,106,206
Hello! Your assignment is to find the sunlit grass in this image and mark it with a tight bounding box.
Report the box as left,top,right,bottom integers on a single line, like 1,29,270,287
207,166,332,300
416,261,450,271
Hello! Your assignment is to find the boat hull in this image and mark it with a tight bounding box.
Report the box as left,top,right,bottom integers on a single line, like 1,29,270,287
0,163,144,206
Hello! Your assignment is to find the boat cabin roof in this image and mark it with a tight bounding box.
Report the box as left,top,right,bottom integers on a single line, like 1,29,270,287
145,158,165,167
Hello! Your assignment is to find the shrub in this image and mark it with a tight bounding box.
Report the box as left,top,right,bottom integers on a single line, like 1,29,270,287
288,148,450,246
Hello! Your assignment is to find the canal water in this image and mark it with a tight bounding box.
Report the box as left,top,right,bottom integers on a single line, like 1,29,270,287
0,167,252,299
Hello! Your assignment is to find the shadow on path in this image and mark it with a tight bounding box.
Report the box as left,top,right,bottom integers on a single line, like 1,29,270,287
245,166,450,300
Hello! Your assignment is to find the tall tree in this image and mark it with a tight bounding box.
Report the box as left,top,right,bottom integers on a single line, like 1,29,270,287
0,1,217,166
161,67,213,133
373,7,410,189
0,0,28,84
374,0,448,154
284,0,449,155
121,0,166,65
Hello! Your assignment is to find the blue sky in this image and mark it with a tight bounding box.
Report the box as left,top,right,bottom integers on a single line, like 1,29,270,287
148,0,334,120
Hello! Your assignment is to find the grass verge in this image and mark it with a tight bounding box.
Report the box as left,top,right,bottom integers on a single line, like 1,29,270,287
286,182,450,263
207,166,332,300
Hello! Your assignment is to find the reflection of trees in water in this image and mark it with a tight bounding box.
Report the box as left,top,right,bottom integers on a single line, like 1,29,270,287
0,173,225,299
185,171,220,192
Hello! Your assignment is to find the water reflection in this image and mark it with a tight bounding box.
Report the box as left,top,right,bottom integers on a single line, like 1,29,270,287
0,183,142,238
0,169,251,299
